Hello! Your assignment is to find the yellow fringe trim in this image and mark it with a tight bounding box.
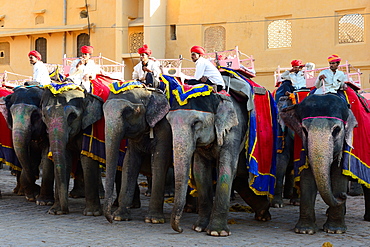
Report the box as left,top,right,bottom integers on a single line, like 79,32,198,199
80,150,106,164
172,85,213,106
0,158,22,171
43,83,84,95
109,81,144,94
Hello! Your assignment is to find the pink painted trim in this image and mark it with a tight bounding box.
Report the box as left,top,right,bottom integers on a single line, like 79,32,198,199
302,116,346,124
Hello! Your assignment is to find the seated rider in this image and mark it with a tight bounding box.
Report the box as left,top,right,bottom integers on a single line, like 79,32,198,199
275,59,306,102
132,44,162,89
68,45,100,93
28,50,51,86
314,54,348,96
186,45,225,92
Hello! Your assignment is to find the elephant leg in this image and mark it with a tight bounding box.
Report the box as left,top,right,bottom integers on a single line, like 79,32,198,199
36,150,55,206
69,161,85,198
98,168,105,199
22,146,41,202
164,167,175,197
323,166,348,234
145,176,152,197
348,181,363,196
295,167,318,234
272,133,294,208
13,170,24,195
145,142,172,224
113,148,142,221
131,182,141,208
191,153,213,233
233,176,271,221
80,155,102,216
363,185,370,221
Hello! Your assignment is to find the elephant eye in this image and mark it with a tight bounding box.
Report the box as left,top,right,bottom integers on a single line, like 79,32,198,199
332,126,341,138
67,112,78,126
192,120,201,129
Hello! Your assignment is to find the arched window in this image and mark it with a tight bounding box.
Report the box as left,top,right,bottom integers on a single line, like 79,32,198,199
77,33,90,57
204,26,226,53
129,32,144,53
35,15,44,25
35,37,47,63
339,14,364,44
0,42,10,65
267,20,292,49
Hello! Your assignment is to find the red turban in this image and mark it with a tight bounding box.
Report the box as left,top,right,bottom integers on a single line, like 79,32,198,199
28,50,42,60
328,54,341,63
81,45,94,54
190,46,205,55
291,59,303,67
138,44,152,56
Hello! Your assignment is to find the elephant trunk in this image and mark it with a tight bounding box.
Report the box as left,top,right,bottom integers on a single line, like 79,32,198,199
11,105,37,187
171,129,195,233
48,115,70,212
103,102,125,223
308,130,346,207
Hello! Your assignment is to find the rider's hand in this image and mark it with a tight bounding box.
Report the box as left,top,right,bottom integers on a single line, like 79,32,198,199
200,76,208,83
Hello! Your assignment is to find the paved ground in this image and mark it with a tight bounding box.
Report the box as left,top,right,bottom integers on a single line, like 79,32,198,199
0,166,369,247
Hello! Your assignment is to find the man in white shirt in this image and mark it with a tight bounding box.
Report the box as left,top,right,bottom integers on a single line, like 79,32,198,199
68,45,100,93
280,59,306,90
186,45,225,92
314,54,348,95
28,50,51,86
132,44,162,89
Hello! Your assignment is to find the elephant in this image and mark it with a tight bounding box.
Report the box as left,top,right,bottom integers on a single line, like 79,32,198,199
0,86,54,204
41,86,103,215
167,90,271,237
103,86,173,224
271,95,301,208
280,93,370,234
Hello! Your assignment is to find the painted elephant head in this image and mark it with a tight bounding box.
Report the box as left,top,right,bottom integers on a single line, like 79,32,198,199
103,88,170,220
166,93,240,233
41,88,103,213
280,94,357,207
0,86,47,200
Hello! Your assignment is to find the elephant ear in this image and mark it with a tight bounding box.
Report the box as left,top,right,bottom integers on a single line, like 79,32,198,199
0,95,12,129
146,92,170,128
279,104,303,139
82,93,104,130
344,109,358,148
215,97,239,146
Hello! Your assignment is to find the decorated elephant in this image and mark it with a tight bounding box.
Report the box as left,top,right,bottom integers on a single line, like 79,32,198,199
165,74,276,236
103,81,172,224
280,93,370,234
41,83,103,215
0,86,54,204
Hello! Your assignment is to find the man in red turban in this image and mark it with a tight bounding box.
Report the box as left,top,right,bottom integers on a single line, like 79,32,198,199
68,45,101,92
186,45,224,92
132,44,162,89
315,54,347,94
28,50,50,85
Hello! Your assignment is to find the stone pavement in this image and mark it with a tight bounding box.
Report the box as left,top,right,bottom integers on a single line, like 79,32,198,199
0,167,369,247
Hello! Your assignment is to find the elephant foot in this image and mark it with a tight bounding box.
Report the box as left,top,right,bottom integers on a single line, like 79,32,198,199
294,220,318,234
270,197,284,208
289,198,300,206
130,199,141,208
364,213,370,221
323,219,346,234
25,184,41,202
13,183,24,196
48,204,69,215
254,209,271,221
164,190,174,198
144,189,151,197
113,207,132,221
69,187,85,198
36,195,54,206
192,216,210,233
145,212,165,224
184,196,198,213
83,205,103,216
99,187,105,199
204,220,230,237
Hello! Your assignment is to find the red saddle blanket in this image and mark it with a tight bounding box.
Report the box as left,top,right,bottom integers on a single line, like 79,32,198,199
0,87,21,170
